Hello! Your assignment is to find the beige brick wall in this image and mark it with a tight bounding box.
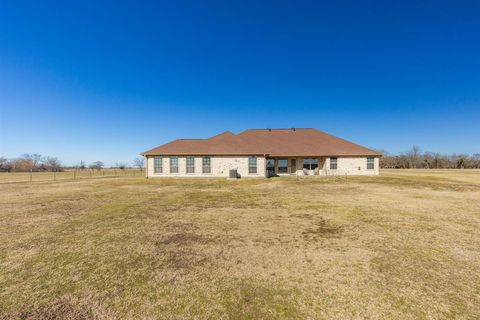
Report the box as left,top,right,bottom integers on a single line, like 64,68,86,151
324,156,379,176
146,156,266,178
145,155,379,178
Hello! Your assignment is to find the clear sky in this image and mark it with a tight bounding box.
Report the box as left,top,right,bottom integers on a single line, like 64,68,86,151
1,0,479,166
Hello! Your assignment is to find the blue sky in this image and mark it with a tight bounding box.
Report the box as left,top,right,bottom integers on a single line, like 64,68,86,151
1,0,479,166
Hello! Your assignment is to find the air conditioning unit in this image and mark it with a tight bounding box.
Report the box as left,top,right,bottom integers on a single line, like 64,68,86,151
229,169,238,179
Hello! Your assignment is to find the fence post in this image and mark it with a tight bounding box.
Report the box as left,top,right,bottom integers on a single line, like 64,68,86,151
54,170,56,181
30,169,32,182
74,170,76,180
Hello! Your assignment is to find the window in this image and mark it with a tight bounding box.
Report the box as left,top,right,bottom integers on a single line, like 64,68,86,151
170,156,178,173
202,157,211,174
330,157,337,170
186,156,195,173
303,158,318,170
248,156,257,174
278,159,288,173
367,157,375,170
154,156,162,173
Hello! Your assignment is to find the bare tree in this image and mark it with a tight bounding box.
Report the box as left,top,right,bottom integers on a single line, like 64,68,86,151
379,148,480,169
89,161,104,170
406,146,421,168
132,157,144,171
423,158,430,169
114,162,128,170
77,160,87,170
474,154,480,168
21,153,44,171
0,157,11,172
44,156,63,171
431,152,442,168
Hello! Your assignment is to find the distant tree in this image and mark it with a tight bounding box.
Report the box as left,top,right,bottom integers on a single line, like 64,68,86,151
377,150,399,168
396,154,409,168
44,156,63,171
378,147,480,169
11,158,34,172
77,160,87,170
114,162,128,170
0,157,11,172
462,154,477,169
89,161,104,170
406,146,421,168
132,157,144,170
431,152,442,169
474,154,480,168
375,149,387,167
456,157,465,169
423,158,431,169
21,153,44,171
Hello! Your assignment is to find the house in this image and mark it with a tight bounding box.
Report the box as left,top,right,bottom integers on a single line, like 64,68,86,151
141,128,381,178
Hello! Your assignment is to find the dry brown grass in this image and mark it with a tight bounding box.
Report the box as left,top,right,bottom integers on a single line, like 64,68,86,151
0,169,141,183
1,169,480,319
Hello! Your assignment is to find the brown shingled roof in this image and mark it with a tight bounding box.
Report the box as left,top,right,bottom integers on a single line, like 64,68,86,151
142,128,381,157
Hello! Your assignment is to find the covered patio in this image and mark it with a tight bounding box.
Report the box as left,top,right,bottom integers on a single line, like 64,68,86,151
266,157,327,177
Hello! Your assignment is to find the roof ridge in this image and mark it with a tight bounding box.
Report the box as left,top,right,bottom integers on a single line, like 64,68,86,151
208,130,235,139
241,128,314,133
179,138,205,140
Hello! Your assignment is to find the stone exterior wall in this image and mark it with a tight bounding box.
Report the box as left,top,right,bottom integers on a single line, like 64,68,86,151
145,155,379,178
146,155,266,178
324,156,380,176
268,156,379,176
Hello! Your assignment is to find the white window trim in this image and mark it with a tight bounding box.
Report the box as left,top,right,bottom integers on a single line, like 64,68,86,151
170,156,179,174
330,157,338,170
186,156,195,174
248,156,257,174
202,157,212,174
154,156,163,174
367,157,375,170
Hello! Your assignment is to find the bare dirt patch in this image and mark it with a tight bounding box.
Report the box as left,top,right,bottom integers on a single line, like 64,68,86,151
154,222,223,273
301,216,344,240
1,298,93,320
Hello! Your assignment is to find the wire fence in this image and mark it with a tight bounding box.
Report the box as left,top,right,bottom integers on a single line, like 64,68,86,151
0,169,143,184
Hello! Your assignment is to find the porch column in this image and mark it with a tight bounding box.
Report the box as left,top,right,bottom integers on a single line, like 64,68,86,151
144,155,148,178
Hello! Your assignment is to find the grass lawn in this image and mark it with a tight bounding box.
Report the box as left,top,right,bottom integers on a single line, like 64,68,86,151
1,170,479,319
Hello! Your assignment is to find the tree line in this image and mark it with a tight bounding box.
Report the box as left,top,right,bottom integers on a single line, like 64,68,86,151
2,150,479,172
0,154,145,172
379,146,480,169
